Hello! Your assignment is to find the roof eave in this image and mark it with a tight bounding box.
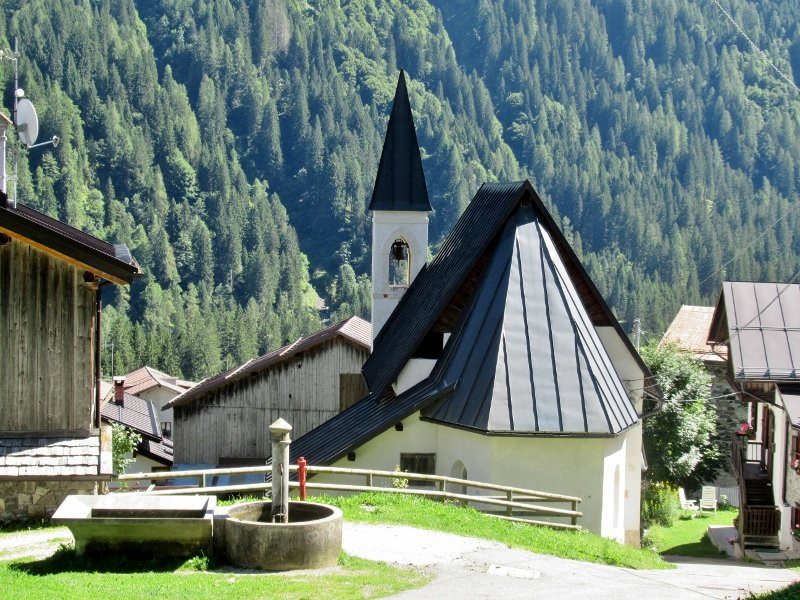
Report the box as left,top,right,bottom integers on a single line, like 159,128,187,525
0,209,140,284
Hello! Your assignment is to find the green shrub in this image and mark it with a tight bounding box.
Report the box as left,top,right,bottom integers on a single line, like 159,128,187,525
641,481,680,529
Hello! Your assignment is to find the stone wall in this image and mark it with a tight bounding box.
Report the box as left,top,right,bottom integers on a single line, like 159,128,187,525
0,479,97,523
706,362,745,488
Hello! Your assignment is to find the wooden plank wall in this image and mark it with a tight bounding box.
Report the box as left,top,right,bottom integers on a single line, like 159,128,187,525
0,239,96,431
174,339,369,464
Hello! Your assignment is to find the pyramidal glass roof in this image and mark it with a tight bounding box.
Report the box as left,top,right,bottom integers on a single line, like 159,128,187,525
423,204,638,435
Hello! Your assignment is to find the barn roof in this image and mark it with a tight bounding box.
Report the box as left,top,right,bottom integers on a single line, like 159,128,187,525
288,181,651,465
0,195,141,284
166,316,372,410
123,366,194,396
709,281,800,381
368,70,431,212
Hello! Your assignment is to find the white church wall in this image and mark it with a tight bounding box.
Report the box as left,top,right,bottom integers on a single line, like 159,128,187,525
313,411,630,541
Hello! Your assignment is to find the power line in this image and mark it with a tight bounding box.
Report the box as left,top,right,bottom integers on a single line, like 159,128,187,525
698,200,800,289
709,0,800,97
720,267,800,348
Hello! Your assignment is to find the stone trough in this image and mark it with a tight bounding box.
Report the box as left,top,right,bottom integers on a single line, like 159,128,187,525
221,500,342,570
52,494,215,556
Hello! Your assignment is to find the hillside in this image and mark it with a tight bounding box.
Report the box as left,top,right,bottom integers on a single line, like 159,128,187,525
1,0,799,379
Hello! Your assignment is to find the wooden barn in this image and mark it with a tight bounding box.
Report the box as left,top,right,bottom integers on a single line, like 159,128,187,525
165,317,371,467
0,190,140,522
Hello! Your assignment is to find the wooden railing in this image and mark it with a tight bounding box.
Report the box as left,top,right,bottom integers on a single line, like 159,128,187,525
741,506,781,538
117,464,582,530
731,434,780,541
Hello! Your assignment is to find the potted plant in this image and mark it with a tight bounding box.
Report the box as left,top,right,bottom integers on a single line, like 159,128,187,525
737,423,755,439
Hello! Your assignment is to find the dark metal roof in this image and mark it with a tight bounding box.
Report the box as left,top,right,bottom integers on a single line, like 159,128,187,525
421,205,637,434
166,317,371,410
101,392,161,439
290,180,650,465
363,182,527,396
368,70,431,212
0,197,141,284
137,436,173,466
363,180,648,399
709,281,800,381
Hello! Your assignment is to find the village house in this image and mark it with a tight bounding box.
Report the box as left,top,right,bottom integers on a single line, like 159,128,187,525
708,281,800,551
661,305,741,498
287,72,656,545
0,139,140,521
119,366,195,439
165,316,371,469
100,379,173,478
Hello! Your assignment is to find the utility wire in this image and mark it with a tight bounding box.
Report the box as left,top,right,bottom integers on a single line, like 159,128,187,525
709,0,800,96
720,267,800,348
697,201,800,289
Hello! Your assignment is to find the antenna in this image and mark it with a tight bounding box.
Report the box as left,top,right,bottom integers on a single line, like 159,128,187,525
15,97,38,147
0,38,58,209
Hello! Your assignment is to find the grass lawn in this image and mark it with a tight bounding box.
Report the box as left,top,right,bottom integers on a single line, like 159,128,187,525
309,491,670,570
648,507,737,557
0,546,429,600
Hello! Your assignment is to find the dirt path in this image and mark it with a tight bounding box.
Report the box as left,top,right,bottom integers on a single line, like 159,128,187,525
2,522,798,599
0,527,73,561
342,522,800,600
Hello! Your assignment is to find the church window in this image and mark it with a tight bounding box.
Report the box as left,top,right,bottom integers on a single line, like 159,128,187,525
389,239,410,286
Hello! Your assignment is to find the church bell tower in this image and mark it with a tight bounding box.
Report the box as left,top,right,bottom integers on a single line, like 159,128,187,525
370,70,431,343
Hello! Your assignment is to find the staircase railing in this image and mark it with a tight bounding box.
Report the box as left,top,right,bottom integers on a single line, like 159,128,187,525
731,434,780,542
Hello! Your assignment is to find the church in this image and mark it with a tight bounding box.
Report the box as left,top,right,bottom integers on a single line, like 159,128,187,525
288,71,655,545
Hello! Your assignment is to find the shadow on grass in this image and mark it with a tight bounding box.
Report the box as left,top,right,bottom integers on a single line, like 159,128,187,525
8,545,211,575
661,533,726,559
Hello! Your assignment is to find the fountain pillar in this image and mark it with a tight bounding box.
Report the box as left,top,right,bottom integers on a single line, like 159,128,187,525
269,418,292,523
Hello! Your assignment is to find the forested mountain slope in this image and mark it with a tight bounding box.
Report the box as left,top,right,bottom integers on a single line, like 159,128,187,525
1,0,798,380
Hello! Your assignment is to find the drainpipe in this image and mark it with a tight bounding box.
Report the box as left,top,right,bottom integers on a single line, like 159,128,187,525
94,280,111,429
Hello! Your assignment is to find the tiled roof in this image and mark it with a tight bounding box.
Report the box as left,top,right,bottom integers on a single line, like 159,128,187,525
661,305,727,363
101,392,161,439
123,366,194,396
0,198,141,284
709,282,800,380
0,435,100,477
166,316,371,409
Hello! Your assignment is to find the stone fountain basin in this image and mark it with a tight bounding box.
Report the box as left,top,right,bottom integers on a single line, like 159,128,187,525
52,494,215,557
222,501,342,570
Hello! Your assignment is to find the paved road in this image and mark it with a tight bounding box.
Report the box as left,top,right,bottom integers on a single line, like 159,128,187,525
342,522,800,599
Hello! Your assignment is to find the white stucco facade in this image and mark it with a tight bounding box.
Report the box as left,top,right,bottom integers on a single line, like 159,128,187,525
313,412,631,541
138,386,179,438
371,210,428,342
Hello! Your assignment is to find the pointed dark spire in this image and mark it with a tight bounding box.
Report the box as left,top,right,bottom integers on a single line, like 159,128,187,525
369,70,431,212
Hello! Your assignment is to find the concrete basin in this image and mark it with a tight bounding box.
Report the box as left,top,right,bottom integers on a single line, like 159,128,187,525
52,494,215,556
222,501,342,570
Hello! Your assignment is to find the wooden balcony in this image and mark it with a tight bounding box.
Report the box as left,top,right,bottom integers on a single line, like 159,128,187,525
731,435,780,547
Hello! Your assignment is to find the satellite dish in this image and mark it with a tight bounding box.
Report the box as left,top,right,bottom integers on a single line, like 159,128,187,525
16,98,38,147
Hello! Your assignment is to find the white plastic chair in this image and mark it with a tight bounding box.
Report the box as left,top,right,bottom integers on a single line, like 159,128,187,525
679,487,699,512
699,486,717,513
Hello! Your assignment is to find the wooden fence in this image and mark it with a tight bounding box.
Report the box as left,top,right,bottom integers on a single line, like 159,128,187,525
117,464,582,530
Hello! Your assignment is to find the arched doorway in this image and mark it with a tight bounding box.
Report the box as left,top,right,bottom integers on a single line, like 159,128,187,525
449,460,468,495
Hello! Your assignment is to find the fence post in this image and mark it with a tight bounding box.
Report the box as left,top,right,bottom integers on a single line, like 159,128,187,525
366,473,373,487
506,490,513,516
200,473,206,488
571,500,578,527
298,456,307,501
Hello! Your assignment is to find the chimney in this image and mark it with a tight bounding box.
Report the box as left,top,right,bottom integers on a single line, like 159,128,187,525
113,376,126,406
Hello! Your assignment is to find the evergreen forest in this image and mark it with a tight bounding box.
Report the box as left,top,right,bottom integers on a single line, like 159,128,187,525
1,0,799,381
